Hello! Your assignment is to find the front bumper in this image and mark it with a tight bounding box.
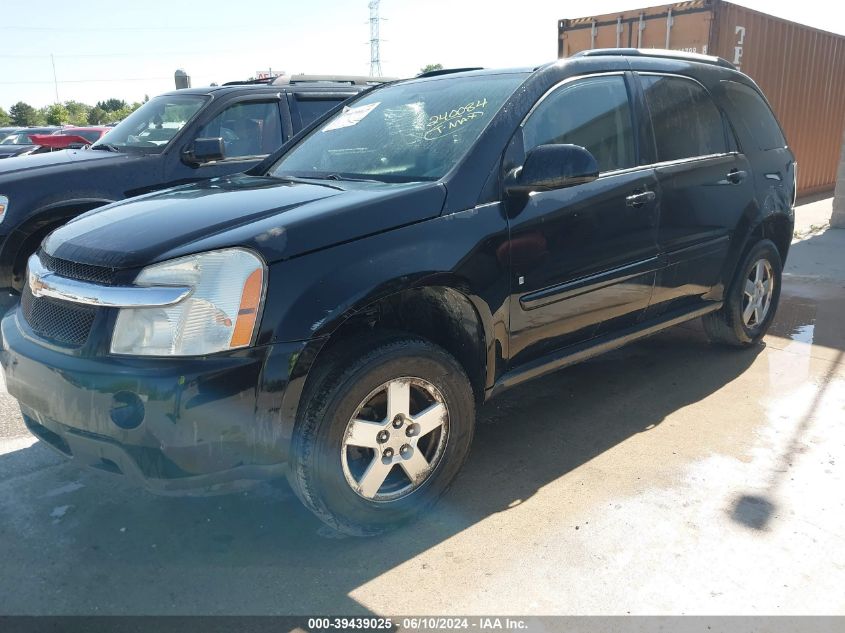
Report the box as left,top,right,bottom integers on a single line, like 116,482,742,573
1,309,308,495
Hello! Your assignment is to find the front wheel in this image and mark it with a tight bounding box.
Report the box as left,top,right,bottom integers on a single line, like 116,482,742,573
287,335,475,536
703,239,782,347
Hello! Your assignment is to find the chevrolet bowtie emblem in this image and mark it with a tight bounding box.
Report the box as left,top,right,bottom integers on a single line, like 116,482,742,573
29,269,52,298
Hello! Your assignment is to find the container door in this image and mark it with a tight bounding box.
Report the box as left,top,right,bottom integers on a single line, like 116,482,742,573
637,73,756,317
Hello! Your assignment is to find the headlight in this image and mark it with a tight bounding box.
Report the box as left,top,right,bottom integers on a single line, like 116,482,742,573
111,248,265,356
0,196,8,223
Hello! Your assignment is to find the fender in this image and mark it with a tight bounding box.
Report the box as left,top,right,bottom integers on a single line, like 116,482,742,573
0,197,115,290
263,207,512,448
257,205,510,346
708,197,793,302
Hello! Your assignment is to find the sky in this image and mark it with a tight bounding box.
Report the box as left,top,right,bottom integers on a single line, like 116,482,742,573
1,0,844,110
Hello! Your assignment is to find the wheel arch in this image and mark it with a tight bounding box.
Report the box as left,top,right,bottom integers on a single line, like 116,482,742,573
1,198,114,290
276,281,496,456
750,212,793,264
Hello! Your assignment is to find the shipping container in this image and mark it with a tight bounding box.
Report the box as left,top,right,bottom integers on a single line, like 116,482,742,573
558,0,845,195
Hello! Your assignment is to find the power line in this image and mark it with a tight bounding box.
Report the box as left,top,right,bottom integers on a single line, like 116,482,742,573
0,48,275,59
0,24,284,32
0,77,173,85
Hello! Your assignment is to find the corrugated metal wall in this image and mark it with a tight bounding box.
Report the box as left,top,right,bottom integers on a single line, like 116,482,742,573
710,2,845,194
558,0,845,194
558,1,713,57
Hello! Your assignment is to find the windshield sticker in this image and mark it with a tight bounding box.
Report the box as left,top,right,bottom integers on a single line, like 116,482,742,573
424,98,487,141
322,102,381,132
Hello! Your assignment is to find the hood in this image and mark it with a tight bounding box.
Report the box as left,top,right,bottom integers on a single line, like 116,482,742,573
43,174,447,269
0,144,36,157
0,146,131,175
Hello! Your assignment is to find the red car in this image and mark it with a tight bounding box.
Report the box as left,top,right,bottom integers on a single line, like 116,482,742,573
28,127,111,151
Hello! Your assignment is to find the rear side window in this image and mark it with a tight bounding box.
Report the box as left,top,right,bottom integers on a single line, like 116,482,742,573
721,81,786,151
293,96,350,128
522,75,636,173
640,75,727,161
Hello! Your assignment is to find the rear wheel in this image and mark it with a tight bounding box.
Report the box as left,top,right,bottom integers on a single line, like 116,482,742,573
287,335,475,536
703,239,782,347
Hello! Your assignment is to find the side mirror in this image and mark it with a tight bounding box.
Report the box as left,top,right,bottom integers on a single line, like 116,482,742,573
505,144,599,196
183,137,225,165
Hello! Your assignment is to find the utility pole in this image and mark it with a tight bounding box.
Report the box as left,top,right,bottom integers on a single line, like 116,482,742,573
50,54,59,103
369,0,382,77
833,125,845,228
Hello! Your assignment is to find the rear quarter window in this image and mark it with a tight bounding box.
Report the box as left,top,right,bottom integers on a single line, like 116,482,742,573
720,81,787,151
640,74,728,162
293,95,352,128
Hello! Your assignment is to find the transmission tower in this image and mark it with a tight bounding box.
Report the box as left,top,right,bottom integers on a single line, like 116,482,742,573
369,0,382,77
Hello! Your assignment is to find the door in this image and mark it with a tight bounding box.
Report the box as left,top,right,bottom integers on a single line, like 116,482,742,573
165,97,285,187
637,73,757,316
507,73,660,367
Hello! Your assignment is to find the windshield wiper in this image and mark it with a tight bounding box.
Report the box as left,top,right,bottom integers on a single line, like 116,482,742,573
269,175,344,191
322,173,384,183
89,143,121,153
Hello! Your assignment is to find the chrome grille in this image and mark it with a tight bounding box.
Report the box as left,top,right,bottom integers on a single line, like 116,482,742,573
37,249,118,286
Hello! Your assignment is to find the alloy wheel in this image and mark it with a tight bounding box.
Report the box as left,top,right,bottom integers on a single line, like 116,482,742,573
741,258,775,328
341,377,449,502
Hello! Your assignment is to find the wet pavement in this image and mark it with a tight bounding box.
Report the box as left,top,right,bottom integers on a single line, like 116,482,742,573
1,229,843,615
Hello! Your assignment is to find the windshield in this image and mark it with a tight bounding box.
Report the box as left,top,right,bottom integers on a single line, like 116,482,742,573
1,130,53,145
64,129,104,143
271,73,526,182
92,94,207,153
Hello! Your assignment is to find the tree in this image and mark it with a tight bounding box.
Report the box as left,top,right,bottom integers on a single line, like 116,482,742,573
96,98,127,112
45,103,69,126
87,106,107,125
0,107,10,127
10,102,39,126
420,63,444,74
63,101,92,126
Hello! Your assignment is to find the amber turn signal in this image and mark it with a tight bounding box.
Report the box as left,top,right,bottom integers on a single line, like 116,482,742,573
229,268,264,348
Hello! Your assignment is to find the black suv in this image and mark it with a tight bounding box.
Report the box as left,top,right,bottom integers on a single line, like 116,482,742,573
0,75,382,304
1,50,795,535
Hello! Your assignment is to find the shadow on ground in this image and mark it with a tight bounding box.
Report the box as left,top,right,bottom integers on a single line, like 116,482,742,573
0,320,770,615
726,251,845,531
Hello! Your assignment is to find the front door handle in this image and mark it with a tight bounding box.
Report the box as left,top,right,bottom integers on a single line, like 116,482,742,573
625,190,656,208
726,169,747,184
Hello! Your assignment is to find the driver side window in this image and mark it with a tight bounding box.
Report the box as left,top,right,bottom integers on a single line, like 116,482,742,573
523,75,636,173
197,101,283,159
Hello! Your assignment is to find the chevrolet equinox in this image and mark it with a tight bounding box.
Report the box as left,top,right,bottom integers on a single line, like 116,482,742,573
1,50,795,535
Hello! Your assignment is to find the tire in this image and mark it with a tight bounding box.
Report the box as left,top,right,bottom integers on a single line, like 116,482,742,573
287,334,475,536
703,238,782,347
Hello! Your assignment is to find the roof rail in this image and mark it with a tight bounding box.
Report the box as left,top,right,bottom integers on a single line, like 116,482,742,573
223,74,394,87
573,48,736,70
416,67,484,78
222,78,275,86
274,74,395,86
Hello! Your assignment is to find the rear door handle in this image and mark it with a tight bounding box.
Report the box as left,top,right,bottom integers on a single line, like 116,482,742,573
726,169,747,184
625,190,656,207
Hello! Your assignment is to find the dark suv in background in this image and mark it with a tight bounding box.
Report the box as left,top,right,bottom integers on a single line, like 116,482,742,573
0,75,384,304
1,50,795,535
